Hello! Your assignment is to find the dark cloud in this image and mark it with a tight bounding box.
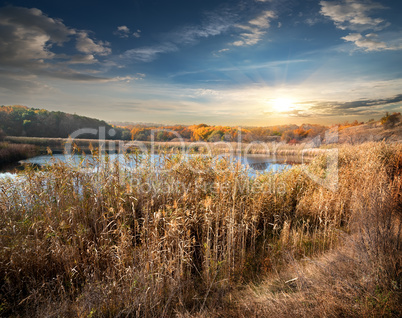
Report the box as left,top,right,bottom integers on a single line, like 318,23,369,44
315,94,402,110
309,94,402,116
0,5,116,87
0,6,74,65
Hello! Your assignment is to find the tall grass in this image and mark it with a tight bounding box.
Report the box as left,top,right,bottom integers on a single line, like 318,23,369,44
186,143,402,317
0,142,401,317
0,142,38,168
5,136,325,158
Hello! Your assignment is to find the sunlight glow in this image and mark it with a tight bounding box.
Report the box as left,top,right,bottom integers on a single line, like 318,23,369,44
271,97,295,112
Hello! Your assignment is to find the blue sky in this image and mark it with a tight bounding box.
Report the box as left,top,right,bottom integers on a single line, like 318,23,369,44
0,0,402,125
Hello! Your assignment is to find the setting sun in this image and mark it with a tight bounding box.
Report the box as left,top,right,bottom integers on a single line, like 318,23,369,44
271,97,295,112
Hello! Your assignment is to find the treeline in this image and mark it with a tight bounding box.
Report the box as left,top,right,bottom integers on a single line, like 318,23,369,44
2,105,328,143
2,105,398,144
0,105,130,140
127,123,328,143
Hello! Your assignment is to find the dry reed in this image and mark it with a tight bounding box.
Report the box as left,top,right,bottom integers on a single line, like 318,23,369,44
0,142,401,317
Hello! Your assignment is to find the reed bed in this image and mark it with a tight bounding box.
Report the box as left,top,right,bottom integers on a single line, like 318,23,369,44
0,142,38,168
0,142,401,317
5,136,320,158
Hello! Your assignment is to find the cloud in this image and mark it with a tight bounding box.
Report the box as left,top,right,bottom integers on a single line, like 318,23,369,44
121,10,234,63
280,109,314,118
0,72,54,94
0,6,113,68
0,5,138,91
342,32,388,51
249,10,276,28
122,43,178,62
115,25,130,38
76,31,111,56
168,10,234,45
310,94,402,116
0,6,75,65
319,1,402,51
133,30,141,38
118,25,129,32
115,26,141,38
305,17,321,26
69,54,97,64
263,94,402,118
331,94,402,109
231,10,276,47
320,0,388,31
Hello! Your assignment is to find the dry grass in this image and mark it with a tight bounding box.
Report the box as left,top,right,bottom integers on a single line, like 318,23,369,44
0,142,38,168
5,136,324,158
0,142,401,317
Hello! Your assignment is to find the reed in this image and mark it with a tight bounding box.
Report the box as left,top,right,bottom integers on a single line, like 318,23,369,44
0,142,401,317
0,142,38,168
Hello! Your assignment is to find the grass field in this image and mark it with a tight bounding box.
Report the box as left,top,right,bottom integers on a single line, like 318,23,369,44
0,142,401,317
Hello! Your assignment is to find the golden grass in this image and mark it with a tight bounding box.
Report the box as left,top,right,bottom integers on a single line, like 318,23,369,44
0,142,401,317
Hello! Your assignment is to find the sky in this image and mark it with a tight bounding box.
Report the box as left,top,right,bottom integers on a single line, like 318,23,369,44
0,0,402,126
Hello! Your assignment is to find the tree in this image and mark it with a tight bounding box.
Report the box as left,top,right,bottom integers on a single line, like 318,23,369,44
207,130,223,142
381,112,401,129
0,128,5,141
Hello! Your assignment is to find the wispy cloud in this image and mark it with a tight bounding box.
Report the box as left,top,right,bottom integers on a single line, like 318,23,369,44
121,43,178,62
169,11,234,45
231,10,276,46
170,58,308,79
121,10,235,63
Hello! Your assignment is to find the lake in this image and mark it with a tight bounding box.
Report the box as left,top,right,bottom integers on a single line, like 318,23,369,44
0,153,297,179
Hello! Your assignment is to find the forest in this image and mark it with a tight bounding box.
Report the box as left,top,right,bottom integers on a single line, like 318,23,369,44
1,105,400,144
0,105,129,140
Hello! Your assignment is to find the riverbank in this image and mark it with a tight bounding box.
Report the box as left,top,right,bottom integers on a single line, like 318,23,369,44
0,142,39,169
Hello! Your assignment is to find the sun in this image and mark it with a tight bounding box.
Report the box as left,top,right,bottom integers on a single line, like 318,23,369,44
271,97,295,112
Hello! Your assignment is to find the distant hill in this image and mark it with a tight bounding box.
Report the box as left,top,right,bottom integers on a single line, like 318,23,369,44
0,105,131,140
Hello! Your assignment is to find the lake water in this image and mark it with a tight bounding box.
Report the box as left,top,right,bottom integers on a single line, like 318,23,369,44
0,153,295,179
